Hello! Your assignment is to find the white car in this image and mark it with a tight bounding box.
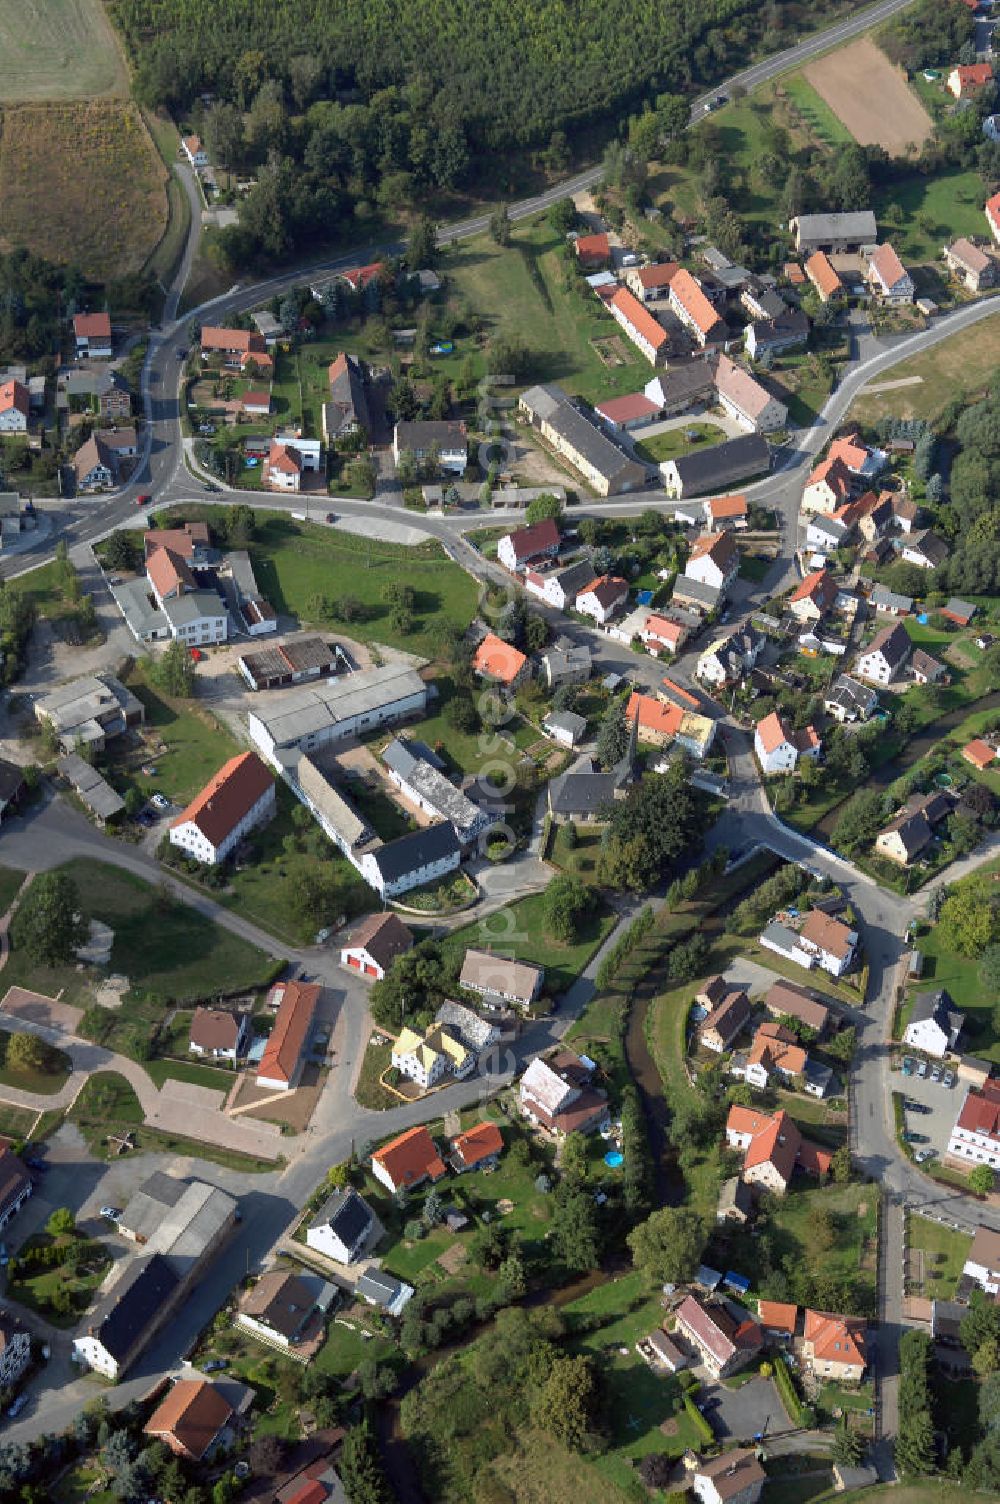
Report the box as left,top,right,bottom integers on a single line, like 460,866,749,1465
150,794,170,812
99,1206,121,1221
915,1149,935,1164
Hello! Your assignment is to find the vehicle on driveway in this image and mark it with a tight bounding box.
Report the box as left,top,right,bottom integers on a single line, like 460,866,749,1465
100,1206,121,1221
150,793,170,812
931,1065,943,1083
203,1359,228,1372
917,1060,929,1078
915,1149,936,1163
906,1100,931,1114
943,1070,954,1088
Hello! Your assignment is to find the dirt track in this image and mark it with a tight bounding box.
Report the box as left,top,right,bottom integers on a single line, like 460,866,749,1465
804,36,932,153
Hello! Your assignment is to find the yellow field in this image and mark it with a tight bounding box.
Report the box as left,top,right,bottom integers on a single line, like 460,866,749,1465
0,101,168,279
850,312,1000,424
0,0,128,102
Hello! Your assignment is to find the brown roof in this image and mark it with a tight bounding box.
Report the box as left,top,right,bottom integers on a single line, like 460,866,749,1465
861,621,912,670
189,1006,244,1053
201,326,266,355
171,752,273,847
268,442,301,475
715,354,776,421
696,1450,766,1500
345,911,413,970
143,523,209,560
968,1224,1000,1271
948,237,990,275
74,311,112,339
756,710,793,755
0,1150,29,1218
689,530,738,571
257,980,321,1086
758,1300,798,1335
634,262,679,289
579,574,628,609
372,1125,446,1188
701,989,751,1044
800,908,855,961
764,980,830,1033
472,633,528,686
72,433,115,482
239,1271,318,1340
147,545,195,599
145,1379,233,1459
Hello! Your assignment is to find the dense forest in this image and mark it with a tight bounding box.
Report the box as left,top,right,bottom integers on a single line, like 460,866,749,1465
110,0,866,267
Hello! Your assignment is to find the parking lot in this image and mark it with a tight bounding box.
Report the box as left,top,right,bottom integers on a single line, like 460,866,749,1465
896,1054,962,1162
699,1375,783,1442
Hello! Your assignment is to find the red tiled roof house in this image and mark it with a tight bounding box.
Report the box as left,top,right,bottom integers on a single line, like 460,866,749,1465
169,751,275,866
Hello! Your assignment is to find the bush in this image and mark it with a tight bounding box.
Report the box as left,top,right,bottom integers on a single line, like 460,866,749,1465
683,1392,714,1446
772,1355,807,1427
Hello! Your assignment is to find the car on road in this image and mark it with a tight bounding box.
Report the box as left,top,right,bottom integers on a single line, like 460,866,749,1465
150,793,170,812
908,1132,930,1144
326,513,337,524
7,1395,28,1419
99,1206,121,1221
204,482,221,493
135,494,151,507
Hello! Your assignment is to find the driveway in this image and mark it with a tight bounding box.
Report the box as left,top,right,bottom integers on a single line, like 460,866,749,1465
699,1375,785,1441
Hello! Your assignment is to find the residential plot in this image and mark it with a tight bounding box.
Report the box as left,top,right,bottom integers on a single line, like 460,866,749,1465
0,0,128,101
801,37,932,153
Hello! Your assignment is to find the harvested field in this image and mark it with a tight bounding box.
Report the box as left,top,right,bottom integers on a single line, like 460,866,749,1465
0,0,128,101
802,36,932,154
0,100,168,279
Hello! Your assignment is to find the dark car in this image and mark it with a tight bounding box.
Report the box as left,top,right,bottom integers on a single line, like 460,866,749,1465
204,482,221,493
24,1157,48,1173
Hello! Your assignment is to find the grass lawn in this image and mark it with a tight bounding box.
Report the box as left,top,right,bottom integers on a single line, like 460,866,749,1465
6,1230,112,1326
444,220,651,405
104,663,242,807
738,553,771,583
221,783,373,944
908,1214,971,1300
3,860,278,1061
0,1102,38,1140
761,1181,878,1316
0,866,25,917
907,854,1000,1058
354,1038,397,1110
875,169,986,265
563,1269,708,1488
782,73,856,147
315,1317,397,1379
851,316,1000,425
443,889,616,997
247,514,481,657
143,1057,231,1093
634,422,729,465
0,1033,71,1096
549,823,606,885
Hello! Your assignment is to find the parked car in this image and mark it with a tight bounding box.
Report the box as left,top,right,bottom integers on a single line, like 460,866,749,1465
931,1065,943,1083
150,794,170,812
915,1149,936,1164
24,1157,48,1173
943,1070,955,1088
326,513,337,524
99,1206,122,1221
901,1056,916,1076
908,1133,930,1144
906,1100,931,1114
135,494,150,507
203,1359,228,1373
917,1060,929,1078
7,1395,28,1419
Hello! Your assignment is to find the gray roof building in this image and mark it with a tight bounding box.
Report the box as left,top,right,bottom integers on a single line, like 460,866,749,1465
368,822,461,888
790,211,878,251
435,999,501,1052
57,754,125,823
519,384,648,495
870,583,913,614
309,1186,375,1251
382,736,487,840
81,1254,178,1368
541,645,592,686
355,1268,414,1316
117,1172,238,1279
662,433,770,498
248,664,427,754
324,352,372,441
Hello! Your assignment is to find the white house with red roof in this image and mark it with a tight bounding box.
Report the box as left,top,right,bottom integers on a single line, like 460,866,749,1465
624,261,679,301
714,354,787,434
725,1105,831,1193
497,518,561,573
0,380,29,433
754,712,821,774
169,751,275,865
949,62,994,98
801,456,852,514
788,567,838,623
685,531,739,593
640,614,687,655
607,288,670,365
73,311,113,358
669,269,726,347
704,494,748,530
266,441,302,492
575,574,629,624
674,1294,762,1378
947,1081,1000,1171
863,244,914,305
987,192,1000,246
802,1310,867,1383
181,134,208,168
257,979,320,1091
799,909,857,976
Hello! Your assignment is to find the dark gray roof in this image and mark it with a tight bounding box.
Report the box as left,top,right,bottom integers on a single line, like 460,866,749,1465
863,621,911,669
803,1058,834,1093
911,989,964,1037
394,420,466,450
520,385,647,490
545,711,587,738
907,530,949,568
792,211,877,244
826,675,875,714
87,1254,178,1361
748,308,810,345
356,1269,406,1307
0,759,26,803
552,559,597,598
649,362,717,407
668,434,770,494
370,821,461,884
548,772,617,817
750,288,789,320
311,1186,373,1247
327,352,371,438
672,576,722,609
